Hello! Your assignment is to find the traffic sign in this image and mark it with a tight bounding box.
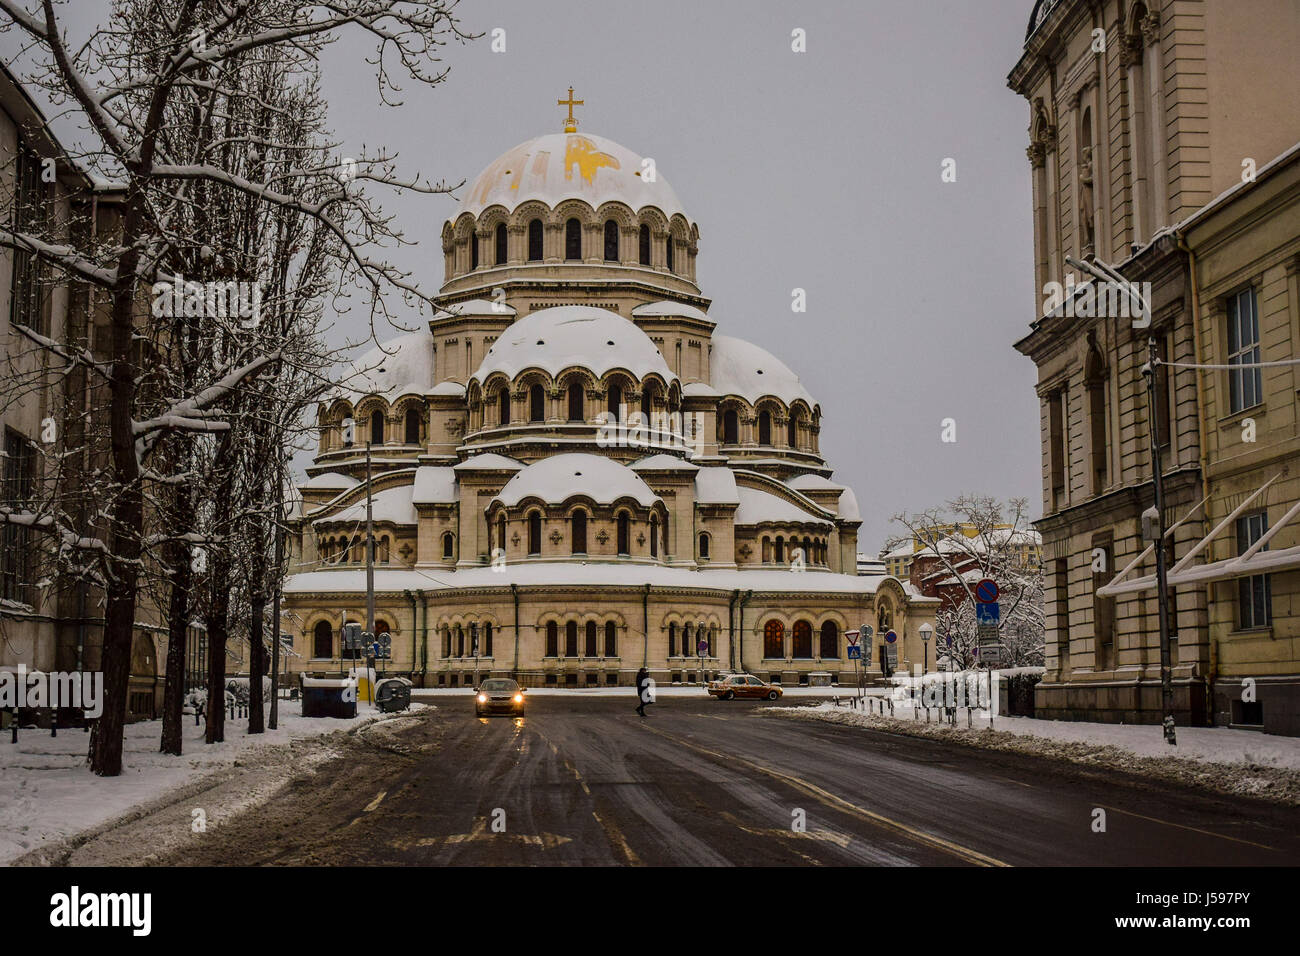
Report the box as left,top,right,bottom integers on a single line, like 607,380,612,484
884,629,897,644
975,578,999,603
380,632,391,648
975,602,1001,626
977,624,999,644
846,630,859,645
697,639,708,655
860,625,874,640
980,646,1004,665
847,645,862,660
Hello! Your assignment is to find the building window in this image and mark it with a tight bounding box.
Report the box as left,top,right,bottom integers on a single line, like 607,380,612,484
567,381,584,421
819,621,838,659
604,219,619,261
665,232,674,272
497,514,506,551
604,621,617,657
529,383,545,422
1,429,35,604
572,509,587,554
8,145,46,336
312,621,333,659
1087,378,1107,493
607,383,623,421
1227,287,1262,413
722,409,739,445
698,532,710,560
370,409,384,445
1054,558,1070,673
527,218,544,261
774,536,784,563
763,620,784,659
617,513,630,555
668,623,677,657
565,217,582,260
528,512,542,555
442,532,454,560
404,408,422,445
545,621,558,657
1237,511,1272,629
495,222,507,265
1092,541,1114,670
758,410,771,445
650,515,658,558
471,232,479,269
499,389,511,425
787,413,799,449
792,620,812,659
638,224,651,265
1048,390,1066,507
565,621,578,657
585,621,597,657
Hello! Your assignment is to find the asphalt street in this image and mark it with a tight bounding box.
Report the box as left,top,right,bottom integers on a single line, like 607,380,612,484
143,695,1300,866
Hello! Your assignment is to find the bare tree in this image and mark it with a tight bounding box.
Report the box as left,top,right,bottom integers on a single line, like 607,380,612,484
0,0,469,774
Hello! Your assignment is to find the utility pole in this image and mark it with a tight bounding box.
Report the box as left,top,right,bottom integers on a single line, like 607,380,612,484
1143,338,1178,746
365,440,376,705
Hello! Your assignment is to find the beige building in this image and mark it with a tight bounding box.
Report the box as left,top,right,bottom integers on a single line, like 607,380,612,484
282,106,938,687
1010,0,1300,733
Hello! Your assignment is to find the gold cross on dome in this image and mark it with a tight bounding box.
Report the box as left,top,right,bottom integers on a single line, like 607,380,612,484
558,86,583,133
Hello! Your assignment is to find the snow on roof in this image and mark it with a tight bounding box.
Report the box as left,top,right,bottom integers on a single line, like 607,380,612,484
836,487,861,522
631,301,710,321
881,541,914,560
458,131,687,220
472,306,675,385
631,453,699,472
430,381,467,397
441,298,516,317
710,334,815,407
785,473,842,491
284,563,886,597
412,466,457,504
333,326,433,400
492,453,660,508
681,382,720,398
454,453,523,471
733,486,832,527
315,485,417,526
300,472,359,490
694,467,739,504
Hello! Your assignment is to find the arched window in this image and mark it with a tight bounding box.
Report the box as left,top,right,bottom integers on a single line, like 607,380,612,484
497,514,506,551
665,232,674,272
723,409,739,445
607,383,623,421
758,410,772,446
604,621,617,657
442,532,454,560
668,623,677,657
529,383,545,422
604,219,619,261
792,620,813,658
567,381,584,421
441,626,450,658
405,408,421,445
546,621,558,657
565,621,578,657
763,620,784,659
820,621,839,659
527,218,543,261
495,222,507,265
369,409,384,445
774,536,785,563
787,412,799,449
698,532,710,560
638,223,651,265
650,515,659,558
640,389,652,420
585,620,597,656
471,232,479,270
572,509,587,554
528,512,542,555
483,623,493,657
379,536,390,563
456,626,465,657
617,512,630,555
313,621,333,659
498,389,510,426
565,217,582,260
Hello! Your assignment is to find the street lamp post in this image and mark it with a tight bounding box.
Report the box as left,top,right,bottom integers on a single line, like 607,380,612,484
919,622,933,722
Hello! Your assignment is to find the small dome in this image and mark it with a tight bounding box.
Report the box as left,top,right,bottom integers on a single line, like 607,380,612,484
459,132,686,219
710,334,815,407
493,453,661,508
733,486,832,527
472,306,675,385
336,327,433,399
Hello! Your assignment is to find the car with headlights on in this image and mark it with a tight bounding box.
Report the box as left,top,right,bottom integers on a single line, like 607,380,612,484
707,673,782,701
475,678,525,717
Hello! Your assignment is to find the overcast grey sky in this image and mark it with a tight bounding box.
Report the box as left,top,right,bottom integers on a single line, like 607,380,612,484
6,0,1042,551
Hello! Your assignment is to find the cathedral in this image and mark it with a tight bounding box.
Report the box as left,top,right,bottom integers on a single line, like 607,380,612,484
282,95,937,687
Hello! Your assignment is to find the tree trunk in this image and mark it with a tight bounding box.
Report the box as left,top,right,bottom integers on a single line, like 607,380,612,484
205,553,231,744
247,582,266,734
160,538,191,755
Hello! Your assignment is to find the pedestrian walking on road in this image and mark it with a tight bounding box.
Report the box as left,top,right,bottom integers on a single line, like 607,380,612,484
635,666,653,717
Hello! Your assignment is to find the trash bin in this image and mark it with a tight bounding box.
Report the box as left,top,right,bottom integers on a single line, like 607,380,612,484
374,677,411,713
301,676,357,718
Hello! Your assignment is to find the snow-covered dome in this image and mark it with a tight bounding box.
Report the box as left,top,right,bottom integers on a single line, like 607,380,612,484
493,453,661,508
733,486,832,527
472,306,676,385
337,327,433,399
459,132,686,219
710,334,816,407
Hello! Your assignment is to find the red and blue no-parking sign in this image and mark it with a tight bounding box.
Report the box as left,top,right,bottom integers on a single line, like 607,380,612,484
975,578,999,603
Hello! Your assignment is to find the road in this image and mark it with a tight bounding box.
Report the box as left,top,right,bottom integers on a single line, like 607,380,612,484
115,696,1300,866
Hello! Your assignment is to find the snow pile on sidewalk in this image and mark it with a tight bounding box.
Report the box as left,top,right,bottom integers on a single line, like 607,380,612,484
768,701,1300,805
0,704,420,864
